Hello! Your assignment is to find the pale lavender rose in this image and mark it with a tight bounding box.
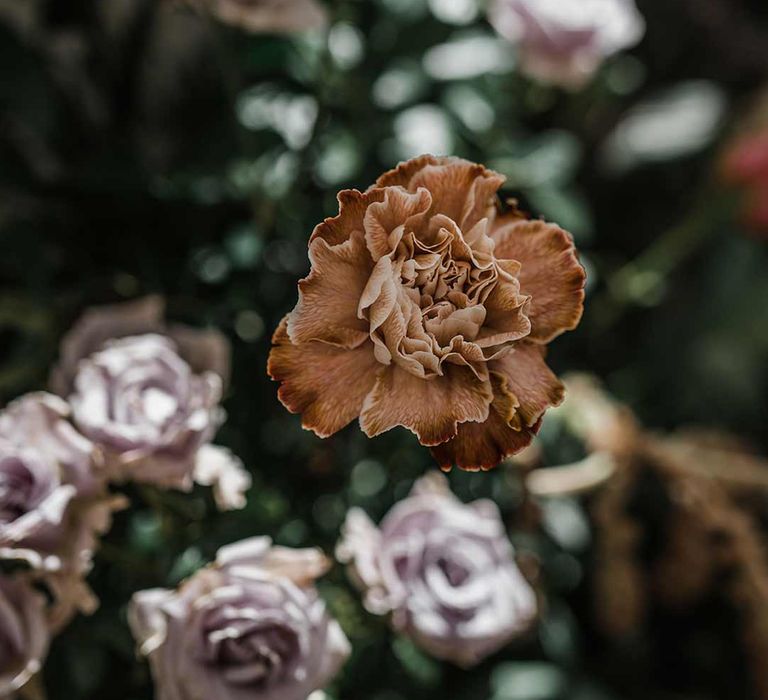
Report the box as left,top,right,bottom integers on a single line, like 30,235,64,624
489,0,645,89
50,296,230,397
336,473,537,667
55,298,248,502
129,537,350,700
69,333,224,490
0,393,123,628
0,572,50,697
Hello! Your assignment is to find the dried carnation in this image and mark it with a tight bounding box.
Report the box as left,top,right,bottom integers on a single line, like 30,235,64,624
269,155,585,470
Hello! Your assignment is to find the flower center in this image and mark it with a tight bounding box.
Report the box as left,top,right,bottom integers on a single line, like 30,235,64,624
0,454,49,524
199,605,301,689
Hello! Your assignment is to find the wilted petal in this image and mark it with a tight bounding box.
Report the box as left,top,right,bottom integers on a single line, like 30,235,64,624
359,365,493,446
268,318,379,438
492,216,585,343
220,539,329,586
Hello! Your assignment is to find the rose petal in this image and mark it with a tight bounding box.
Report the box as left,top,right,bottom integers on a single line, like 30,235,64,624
287,230,372,348
50,296,164,396
359,365,493,446
167,324,231,388
193,445,251,511
492,215,585,343
268,318,379,438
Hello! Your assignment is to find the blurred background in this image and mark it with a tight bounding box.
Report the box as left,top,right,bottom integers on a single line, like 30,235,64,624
1,0,768,698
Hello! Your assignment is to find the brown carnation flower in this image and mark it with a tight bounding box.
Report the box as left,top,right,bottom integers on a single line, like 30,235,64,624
269,156,585,470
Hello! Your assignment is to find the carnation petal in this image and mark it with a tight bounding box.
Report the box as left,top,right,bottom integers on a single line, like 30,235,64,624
376,156,506,232
492,343,565,427
492,215,585,343
288,230,372,348
359,365,493,446
268,318,379,438
311,189,386,247
431,371,538,471
363,186,432,260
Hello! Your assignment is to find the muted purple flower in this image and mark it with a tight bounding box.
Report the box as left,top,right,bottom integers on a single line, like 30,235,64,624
69,334,224,490
52,297,244,495
0,393,123,628
50,296,230,397
489,0,645,89
337,473,536,667
0,573,50,696
129,537,350,700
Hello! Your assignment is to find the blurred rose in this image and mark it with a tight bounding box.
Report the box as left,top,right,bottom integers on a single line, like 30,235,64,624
489,0,645,89
0,393,123,627
0,573,49,697
52,297,248,499
336,473,537,667
269,155,585,471
50,296,229,396
129,537,350,700
69,334,224,490
185,0,328,34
